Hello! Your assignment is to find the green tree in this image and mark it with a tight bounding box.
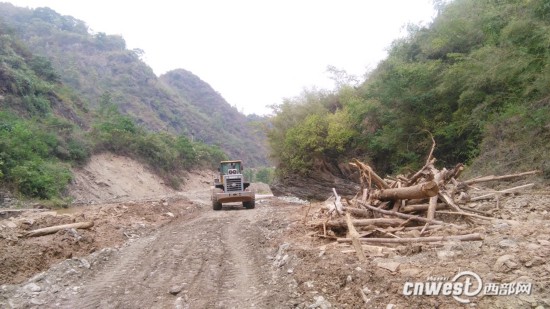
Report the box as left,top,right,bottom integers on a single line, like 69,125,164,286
255,167,274,184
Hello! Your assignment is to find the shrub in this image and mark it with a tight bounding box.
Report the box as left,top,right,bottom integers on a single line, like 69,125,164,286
10,159,71,199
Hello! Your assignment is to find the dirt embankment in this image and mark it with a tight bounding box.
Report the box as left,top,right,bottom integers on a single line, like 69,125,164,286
0,196,201,285
69,153,178,204
270,158,361,201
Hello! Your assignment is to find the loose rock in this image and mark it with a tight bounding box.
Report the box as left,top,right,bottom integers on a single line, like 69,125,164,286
169,285,184,295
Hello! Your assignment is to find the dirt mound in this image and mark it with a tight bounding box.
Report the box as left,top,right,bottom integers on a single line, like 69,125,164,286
69,153,176,204
250,182,272,194
0,196,200,285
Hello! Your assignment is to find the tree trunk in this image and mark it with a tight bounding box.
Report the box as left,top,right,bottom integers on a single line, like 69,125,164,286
370,181,439,201
463,170,539,185
312,218,405,228
357,201,450,226
401,203,447,213
427,195,439,221
345,213,366,262
26,221,94,237
337,233,483,244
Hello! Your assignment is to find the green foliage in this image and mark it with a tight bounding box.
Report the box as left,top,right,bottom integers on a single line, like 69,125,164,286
242,167,275,184
10,159,71,199
268,0,550,178
29,56,60,82
90,102,227,178
0,112,75,199
0,26,58,115
255,167,275,184
268,90,333,175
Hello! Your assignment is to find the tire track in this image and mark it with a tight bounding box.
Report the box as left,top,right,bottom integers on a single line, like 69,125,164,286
61,205,280,309
62,217,199,308
67,233,160,308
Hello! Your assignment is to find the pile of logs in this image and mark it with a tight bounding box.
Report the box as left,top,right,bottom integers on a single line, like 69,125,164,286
308,140,539,261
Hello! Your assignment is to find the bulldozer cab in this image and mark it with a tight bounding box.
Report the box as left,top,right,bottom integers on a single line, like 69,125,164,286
215,160,244,187
219,160,242,176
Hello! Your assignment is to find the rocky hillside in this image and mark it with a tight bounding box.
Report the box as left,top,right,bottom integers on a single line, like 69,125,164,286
0,3,268,166
0,9,224,201
160,69,268,166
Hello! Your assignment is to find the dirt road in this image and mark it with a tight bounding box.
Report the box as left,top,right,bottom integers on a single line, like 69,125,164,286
64,200,293,308
1,192,306,309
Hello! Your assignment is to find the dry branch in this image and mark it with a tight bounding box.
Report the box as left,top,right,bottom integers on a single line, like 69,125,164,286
26,221,94,237
345,213,366,262
311,218,406,228
332,188,344,215
470,183,535,201
438,192,467,214
351,159,390,189
464,170,539,185
437,211,494,221
401,203,447,213
337,233,483,244
427,195,439,221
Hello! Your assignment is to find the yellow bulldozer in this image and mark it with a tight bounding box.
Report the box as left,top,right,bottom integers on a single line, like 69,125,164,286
211,160,255,210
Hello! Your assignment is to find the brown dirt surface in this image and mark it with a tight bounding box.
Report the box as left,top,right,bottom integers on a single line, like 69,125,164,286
0,197,201,285
284,190,550,308
1,154,549,308
68,153,178,204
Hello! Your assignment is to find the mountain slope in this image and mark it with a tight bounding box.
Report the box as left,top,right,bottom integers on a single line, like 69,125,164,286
0,19,90,199
0,3,268,166
160,69,268,166
268,0,550,177
0,9,227,201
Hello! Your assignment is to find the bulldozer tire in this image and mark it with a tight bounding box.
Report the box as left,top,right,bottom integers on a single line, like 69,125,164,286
243,200,255,209
213,200,222,211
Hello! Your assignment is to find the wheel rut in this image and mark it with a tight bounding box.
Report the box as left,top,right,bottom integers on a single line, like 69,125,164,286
61,206,277,309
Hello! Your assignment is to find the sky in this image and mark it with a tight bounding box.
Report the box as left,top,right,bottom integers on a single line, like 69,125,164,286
5,0,437,115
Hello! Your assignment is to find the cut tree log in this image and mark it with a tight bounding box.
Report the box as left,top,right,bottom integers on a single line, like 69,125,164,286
463,170,539,185
311,218,406,228
427,195,439,221
337,233,483,244
345,207,373,218
332,188,344,216
345,213,366,262
401,203,447,213
0,209,48,214
470,183,535,201
26,221,94,237
370,181,439,201
357,202,450,226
